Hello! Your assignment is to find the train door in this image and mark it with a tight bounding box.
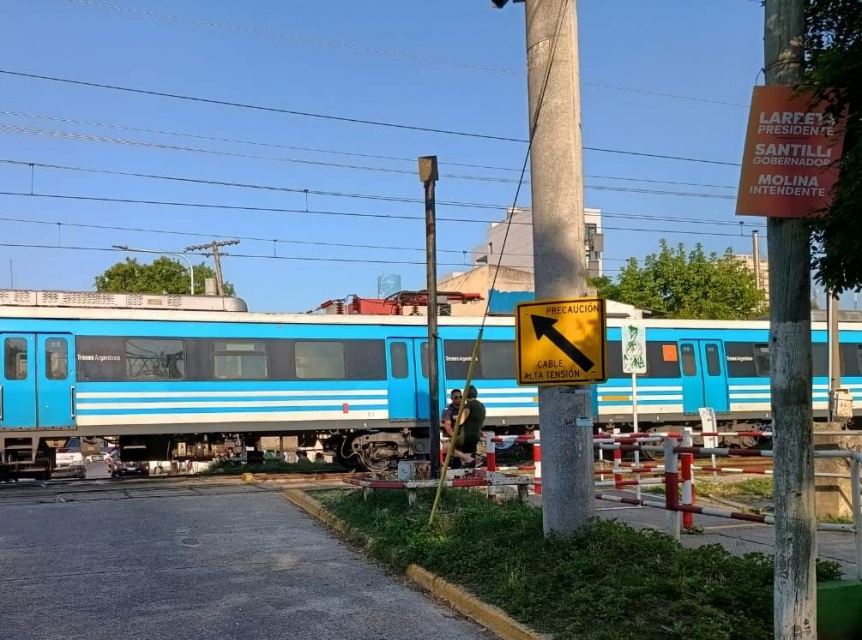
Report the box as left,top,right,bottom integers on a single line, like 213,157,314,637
678,340,730,414
385,338,438,421
36,334,76,428
0,333,76,429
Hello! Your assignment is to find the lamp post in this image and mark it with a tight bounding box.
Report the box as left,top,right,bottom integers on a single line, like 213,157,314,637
112,245,195,295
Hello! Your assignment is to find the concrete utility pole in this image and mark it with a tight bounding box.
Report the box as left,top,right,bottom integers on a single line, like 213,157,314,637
185,239,240,297
419,156,441,479
522,0,595,534
763,1,817,637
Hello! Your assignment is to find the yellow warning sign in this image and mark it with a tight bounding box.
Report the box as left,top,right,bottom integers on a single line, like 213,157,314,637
515,297,607,386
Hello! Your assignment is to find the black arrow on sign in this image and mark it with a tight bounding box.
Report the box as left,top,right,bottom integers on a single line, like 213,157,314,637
530,314,595,372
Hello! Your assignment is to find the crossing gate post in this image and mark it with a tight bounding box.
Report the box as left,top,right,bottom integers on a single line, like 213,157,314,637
485,431,497,499
664,437,681,540
533,429,542,495
613,443,623,490
682,427,695,530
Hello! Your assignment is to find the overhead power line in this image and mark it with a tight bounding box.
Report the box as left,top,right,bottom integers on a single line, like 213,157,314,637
0,69,742,167
0,191,765,230
0,123,738,198
57,0,749,109
0,109,740,190
0,159,740,216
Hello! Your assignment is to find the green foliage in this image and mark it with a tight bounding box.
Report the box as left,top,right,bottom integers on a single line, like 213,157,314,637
95,256,236,296
804,0,862,293
320,489,842,640
589,240,766,319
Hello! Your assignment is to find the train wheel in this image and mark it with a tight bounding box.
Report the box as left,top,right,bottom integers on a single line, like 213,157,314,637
357,444,397,473
332,436,363,471
639,426,666,462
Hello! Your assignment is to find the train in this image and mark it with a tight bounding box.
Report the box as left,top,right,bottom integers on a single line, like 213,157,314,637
0,289,858,477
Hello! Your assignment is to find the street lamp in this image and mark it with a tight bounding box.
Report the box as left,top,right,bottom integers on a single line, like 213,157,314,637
112,245,195,296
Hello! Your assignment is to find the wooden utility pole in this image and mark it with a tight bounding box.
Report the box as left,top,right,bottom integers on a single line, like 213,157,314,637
419,156,441,479
185,239,240,297
763,1,817,637
524,0,595,534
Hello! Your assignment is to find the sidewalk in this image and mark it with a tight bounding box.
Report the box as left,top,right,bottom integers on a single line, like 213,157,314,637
526,490,860,576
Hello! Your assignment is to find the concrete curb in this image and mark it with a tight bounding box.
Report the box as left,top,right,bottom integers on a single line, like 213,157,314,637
282,489,547,640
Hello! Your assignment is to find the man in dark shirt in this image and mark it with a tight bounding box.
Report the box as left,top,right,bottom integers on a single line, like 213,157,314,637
441,388,462,439
455,385,486,467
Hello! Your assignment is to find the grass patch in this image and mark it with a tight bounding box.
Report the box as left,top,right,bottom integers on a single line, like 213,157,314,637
203,458,345,475
318,488,841,640
642,478,773,502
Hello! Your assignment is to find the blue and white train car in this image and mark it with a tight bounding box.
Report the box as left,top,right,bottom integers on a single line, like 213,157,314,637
0,290,858,475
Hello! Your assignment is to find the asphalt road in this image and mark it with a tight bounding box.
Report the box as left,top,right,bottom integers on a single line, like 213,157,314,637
0,484,494,640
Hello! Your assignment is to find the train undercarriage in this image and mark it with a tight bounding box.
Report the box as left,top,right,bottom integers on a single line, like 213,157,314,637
2,415,853,480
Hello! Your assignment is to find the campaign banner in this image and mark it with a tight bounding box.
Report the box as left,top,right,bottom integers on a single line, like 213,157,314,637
736,85,846,218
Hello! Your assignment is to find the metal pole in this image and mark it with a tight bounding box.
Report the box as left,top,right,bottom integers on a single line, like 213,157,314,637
176,253,195,296
525,0,595,535
752,230,761,291
851,457,862,581
827,290,840,421
419,156,441,479
764,0,817,636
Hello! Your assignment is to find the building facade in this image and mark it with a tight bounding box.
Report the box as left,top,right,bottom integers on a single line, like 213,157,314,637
470,206,604,277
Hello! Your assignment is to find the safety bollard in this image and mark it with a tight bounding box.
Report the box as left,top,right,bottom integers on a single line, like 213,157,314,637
613,444,623,490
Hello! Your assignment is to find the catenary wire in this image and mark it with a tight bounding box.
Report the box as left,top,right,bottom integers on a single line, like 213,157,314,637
56,0,750,109
0,122,738,197
0,190,766,230
0,69,743,167
0,108,739,189
0,158,740,211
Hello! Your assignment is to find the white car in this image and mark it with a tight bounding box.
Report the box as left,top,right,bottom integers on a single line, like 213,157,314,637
55,438,86,479
85,451,113,464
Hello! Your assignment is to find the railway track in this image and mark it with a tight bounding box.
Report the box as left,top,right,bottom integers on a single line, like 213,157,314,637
0,470,364,506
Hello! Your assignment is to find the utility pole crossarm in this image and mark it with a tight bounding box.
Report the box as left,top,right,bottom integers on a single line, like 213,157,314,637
184,239,240,297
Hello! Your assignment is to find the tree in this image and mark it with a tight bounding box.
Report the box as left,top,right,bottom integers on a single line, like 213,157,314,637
95,257,236,297
804,0,862,293
590,240,766,319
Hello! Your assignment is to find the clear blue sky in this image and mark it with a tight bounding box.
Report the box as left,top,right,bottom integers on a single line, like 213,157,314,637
1,0,796,313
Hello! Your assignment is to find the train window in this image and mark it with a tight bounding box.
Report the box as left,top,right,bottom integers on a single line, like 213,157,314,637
390,342,408,379
725,342,758,378
295,341,345,379
479,341,516,379
125,339,185,380
444,340,475,379
420,342,429,378
680,344,697,376
811,343,843,377
841,343,862,376
45,338,69,380
345,340,387,380
641,343,682,379
213,341,268,380
704,344,721,376
753,344,770,377
4,338,27,380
